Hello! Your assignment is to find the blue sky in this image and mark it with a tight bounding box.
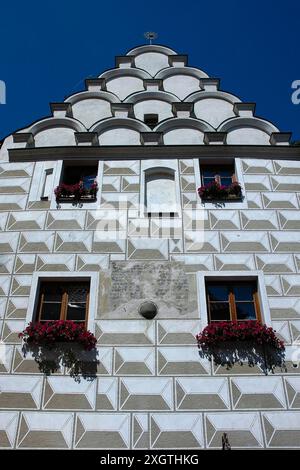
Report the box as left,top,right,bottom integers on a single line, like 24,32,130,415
0,0,299,141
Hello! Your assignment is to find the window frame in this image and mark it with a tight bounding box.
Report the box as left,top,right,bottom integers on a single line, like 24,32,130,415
36,280,90,326
206,279,262,323
196,271,271,330
26,272,99,333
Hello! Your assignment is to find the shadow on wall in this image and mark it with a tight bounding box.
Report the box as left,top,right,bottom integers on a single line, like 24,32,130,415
22,343,99,383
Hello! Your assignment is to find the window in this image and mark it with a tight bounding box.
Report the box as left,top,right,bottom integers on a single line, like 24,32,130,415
62,162,98,189
40,168,54,201
144,114,158,129
145,168,177,217
206,280,261,322
36,281,90,325
201,163,236,187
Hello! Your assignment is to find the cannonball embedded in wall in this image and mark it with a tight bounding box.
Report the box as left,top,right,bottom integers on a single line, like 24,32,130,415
138,301,158,319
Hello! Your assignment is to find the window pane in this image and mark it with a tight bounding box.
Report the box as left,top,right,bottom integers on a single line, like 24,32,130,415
40,302,61,321
203,177,216,184
67,285,89,303
209,302,231,321
66,303,86,321
207,284,229,301
236,302,257,320
233,284,255,301
220,177,233,187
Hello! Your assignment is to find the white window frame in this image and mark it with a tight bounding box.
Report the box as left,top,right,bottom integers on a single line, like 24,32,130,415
25,271,99,333
196,270,272,330
194,157,248,209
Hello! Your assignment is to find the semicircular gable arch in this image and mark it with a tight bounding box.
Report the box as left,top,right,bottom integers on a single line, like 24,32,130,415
124,90,180,104
65,90,120,105
184,90,242,104
27,116,87,135
90,116,151,134
155,66,209,80
154,117,214,133
126,45,177,56
218,116,279,134
98,68,152,81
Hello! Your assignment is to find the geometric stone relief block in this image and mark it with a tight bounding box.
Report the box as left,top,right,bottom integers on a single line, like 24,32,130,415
17,412,74,448
10,276,32,296
128,218,150,238
132,414,149,449
231,377,286,410
0,233,19,253
262,192,299,209
269,298,300,319
27,201,51,210
76,254,109,271
0,376,42,409
180,160,195,174
184,231,219,253
271,321,291,344
213,360,264,376
92,236,126,254
180,175,196,192
120,377,173,411
246,192,263,209
1,320,25,343
0,178,30,194
96,378,118,410
43,377,96,410
121,175,140,192
158,347,210,375
0,195,27,211
205,412,263,448
14,255,36,274
127,239,168,260
54,232,92,253
96,347,113,375
102,176,121,192
264,275,283,296
176,377,230,410
244,174,271,191
289,321,300,343
150,413,203,449
150,218,182,239
103,161,139,175
183,209,209,231
100,193,139,210
75,413,130,449
284,377,300,408
279,211,300,230
270,232,300,252
209,210,240,230
12,346,49,374
0,276,10,296
157,320,201,345
6,297,28,319
171,254,214,272
169,239,183,253
214,254,255,271
114,347,155,375
0,299,6,319
274,160,300,175
7,212,46,231
255,254,296,273
95,320,155,346
0,162,33,178
240,210,278,230
46,211,86,230
271,176,300,191
0,255,14,274
36,254,75,272
182,192,197,209
110,254,126,262
0,411,19,448
19,232,54,253
282,275,300,295
262,411,300,448
295,255,300,272
0,344,13,373
242,159,274,174
86,210,127,231
221,232,269,252
0,212,8,231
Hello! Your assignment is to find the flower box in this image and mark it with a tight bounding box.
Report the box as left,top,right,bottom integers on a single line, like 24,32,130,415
198,181,242,201
54,181,98,204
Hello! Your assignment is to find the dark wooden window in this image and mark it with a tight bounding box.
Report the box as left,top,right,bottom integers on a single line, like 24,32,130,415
62,163,98,189
206,280,261,322
36,281,90,325
144,114,158,129
201,163,237,187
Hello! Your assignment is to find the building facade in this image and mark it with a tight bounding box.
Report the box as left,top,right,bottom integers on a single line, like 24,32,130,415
0,43,300,449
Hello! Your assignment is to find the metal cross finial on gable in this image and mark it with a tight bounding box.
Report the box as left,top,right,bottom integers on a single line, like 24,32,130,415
144,32,158,45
